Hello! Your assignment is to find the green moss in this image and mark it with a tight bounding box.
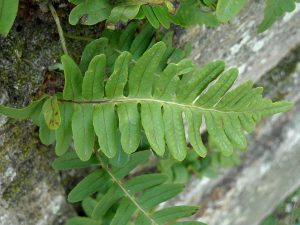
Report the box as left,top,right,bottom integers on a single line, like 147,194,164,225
3,174,25,201
0,121,43,203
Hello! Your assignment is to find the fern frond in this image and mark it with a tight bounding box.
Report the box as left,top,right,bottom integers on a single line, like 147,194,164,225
67,0,220,29
57,40,291,161
0,37,292,161
54,151,205,225
68,0,300,32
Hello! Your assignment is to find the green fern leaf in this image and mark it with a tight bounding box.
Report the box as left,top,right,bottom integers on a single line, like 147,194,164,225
52,151,98,170
39,112,56,146
42,96,61,130
68,169,107,203
68,0,112,25
67,151,150,202
61,55,83,100
107,4,140,24
67,0,299,32
105,52,131,98
74,41,290,160
118,103,141,154
55,103,73,155
142,6,161,29
258,0,299,32
173,0,219,27
152,206,199,223
1,38,292,162
79,37,108,73
93,104,118,158
82,197,97,217
216,0,247,22
0,0,19,37
108,130,131,167
67,0,219,29
0,96,47,124
142,5,171,29
82,54,106,100
65,151,203,225
72,104,95,161
141,102,166,156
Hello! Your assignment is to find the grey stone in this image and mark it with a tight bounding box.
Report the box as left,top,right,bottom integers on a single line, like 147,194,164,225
0,2,97,224
180,1,300,84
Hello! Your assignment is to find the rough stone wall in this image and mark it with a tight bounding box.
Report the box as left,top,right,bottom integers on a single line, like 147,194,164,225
180,1,300,83
0,15,73,225
0,2,98,224
0,1,300,225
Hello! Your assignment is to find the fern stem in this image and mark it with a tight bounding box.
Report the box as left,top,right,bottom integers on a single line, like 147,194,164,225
58,97,240,114
49,2,69,55
96,153,159,225
64,33,95,42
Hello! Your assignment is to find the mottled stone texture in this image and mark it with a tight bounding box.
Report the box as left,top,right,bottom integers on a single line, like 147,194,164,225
180,1,300,84
0,2,97,224
0,10,74,225
0,1,300,225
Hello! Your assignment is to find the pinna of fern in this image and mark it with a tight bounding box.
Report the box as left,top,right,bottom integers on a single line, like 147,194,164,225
52,150,207,225
0,38,292,162
67,0,225,29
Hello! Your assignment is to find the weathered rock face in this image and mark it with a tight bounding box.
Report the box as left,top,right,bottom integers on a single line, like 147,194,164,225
0,1,300,225
0,2,99,224
180,1,300,83
0,11,74,225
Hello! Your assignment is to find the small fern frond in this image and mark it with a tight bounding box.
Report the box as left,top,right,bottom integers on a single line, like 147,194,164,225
53,150,205,225
68,0,300,32
68,0,220,29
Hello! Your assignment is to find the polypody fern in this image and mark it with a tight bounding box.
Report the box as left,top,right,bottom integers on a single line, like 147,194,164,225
0,38,292,162
52,150,206,225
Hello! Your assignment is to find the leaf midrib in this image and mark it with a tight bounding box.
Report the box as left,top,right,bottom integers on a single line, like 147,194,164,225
97,154,159,225
59,97,262,115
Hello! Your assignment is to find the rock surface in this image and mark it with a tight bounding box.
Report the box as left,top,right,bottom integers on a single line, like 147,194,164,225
0,2,98,224
181,1,300,83
0,13,74,225
0,1,300,225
